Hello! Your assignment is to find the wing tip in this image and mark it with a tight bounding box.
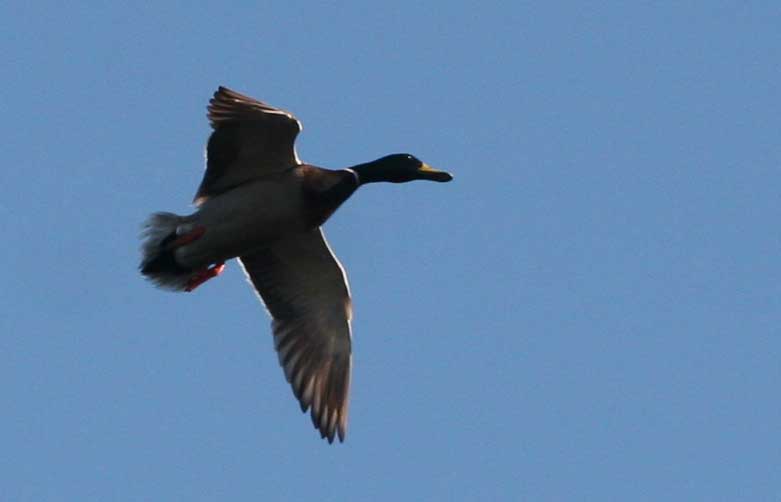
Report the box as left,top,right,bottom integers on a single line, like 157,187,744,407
294,359,350,444
310,406,345,444
206,85,301,130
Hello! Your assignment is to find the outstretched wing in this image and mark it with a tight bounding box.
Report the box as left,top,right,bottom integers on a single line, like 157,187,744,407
238,229,352,443
194,86,302,205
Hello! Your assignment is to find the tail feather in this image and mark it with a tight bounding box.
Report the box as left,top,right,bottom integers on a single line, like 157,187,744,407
139,212,193,291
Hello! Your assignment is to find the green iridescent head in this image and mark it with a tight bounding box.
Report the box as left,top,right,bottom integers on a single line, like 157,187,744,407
352,154,453,184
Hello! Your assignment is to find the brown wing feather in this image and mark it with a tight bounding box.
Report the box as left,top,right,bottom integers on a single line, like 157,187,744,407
194,86,302,205
238,229,352,443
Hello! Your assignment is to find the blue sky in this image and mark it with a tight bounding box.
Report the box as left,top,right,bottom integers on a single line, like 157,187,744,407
2,2,779,500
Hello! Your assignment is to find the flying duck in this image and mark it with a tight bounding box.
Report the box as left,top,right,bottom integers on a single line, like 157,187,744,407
140,86,452,443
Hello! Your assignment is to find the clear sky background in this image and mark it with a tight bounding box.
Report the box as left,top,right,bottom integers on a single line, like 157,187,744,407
2,2,779,501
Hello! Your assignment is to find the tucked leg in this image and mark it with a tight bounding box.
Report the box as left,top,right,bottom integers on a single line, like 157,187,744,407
185,262,226,292
168,226,206,249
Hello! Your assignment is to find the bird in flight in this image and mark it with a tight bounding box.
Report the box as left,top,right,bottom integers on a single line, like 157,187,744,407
140,86,453,443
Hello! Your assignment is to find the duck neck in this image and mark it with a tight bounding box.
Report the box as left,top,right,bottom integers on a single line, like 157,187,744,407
348,162,388,185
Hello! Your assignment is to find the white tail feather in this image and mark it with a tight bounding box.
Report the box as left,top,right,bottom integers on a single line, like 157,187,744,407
139,212,192,291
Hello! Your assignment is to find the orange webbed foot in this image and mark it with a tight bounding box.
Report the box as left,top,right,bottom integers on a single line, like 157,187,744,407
185,262,226,292
168,226,206,249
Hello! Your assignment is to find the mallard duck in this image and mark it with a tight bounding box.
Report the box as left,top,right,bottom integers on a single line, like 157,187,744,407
140,86,452,443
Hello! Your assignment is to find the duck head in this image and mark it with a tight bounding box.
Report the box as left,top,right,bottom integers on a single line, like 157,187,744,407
351,154,453,184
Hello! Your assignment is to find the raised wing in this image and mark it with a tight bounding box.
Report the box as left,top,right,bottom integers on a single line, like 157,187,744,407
238,229,352,443
194,86,302,205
